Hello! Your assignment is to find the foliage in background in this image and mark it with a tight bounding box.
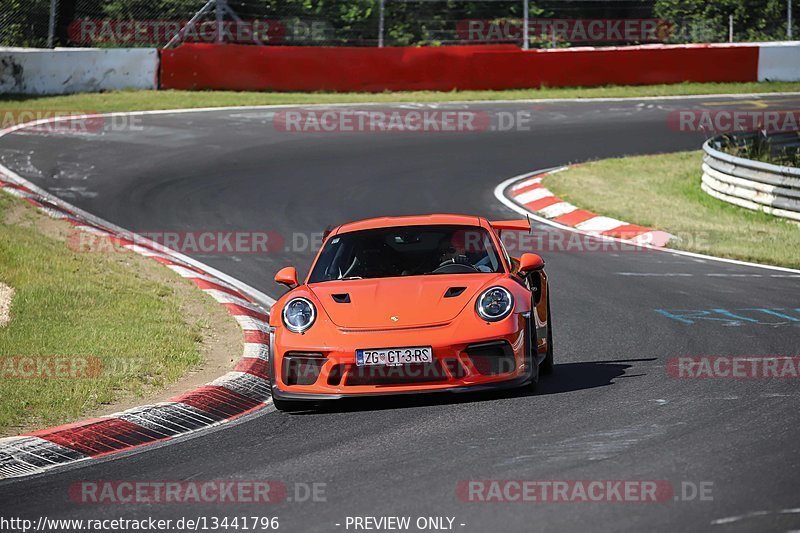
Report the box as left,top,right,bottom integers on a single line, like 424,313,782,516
0,0,51,47
2,0,797,48
654,0,796,42
717,131,800,167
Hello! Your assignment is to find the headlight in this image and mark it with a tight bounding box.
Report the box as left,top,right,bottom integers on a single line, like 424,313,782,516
476,286,514,322
282,297,316,333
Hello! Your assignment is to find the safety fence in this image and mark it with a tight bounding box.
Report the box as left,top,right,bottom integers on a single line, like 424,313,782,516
2,0,797,49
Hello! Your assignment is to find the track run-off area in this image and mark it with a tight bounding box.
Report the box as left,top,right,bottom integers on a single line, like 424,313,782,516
1,94,799,532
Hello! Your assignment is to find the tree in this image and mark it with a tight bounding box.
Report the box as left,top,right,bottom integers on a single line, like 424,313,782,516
654,0,795,42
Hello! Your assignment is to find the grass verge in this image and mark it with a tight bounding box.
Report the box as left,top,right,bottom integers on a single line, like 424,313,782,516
0,191,241,435
0,82,799,114
542,151,800,268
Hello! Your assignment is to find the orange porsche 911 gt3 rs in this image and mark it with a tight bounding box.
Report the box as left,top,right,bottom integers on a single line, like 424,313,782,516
268,214,552,412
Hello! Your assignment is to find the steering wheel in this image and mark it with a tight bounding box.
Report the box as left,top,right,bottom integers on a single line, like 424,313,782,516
432,258,479,274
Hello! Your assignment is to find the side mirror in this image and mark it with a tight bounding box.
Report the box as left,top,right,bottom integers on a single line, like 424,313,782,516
518,253,545,273
274,266,299,288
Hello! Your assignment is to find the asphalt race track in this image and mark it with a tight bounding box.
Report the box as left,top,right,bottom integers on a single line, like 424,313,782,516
1,95,799,532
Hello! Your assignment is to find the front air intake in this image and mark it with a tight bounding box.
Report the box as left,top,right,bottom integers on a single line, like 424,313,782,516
465,341,516,375
282,352,325,386
444,287,467,298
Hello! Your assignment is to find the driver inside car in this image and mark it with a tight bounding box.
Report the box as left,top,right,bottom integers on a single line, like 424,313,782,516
436,236,471,267
436,235,494,273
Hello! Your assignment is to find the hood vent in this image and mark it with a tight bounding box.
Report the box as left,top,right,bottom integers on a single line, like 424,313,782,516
331,293,351,303
444,287,467,298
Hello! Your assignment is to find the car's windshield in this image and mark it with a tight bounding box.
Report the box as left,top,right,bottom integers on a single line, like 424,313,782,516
308,225,503,283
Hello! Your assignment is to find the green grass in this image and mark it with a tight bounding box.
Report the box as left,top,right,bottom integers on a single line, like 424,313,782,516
0,192,208,434
0,81,799,114
542,151,800,268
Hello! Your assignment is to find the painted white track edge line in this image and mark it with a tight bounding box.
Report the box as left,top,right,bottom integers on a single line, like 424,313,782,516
494,169,800,275
3,92,800,131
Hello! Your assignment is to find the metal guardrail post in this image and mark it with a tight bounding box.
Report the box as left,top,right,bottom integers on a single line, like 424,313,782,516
47,0,57,48
522,0,529,50
165,0,215,49
378,0,385,48
216,0,224,43
729,14,734,42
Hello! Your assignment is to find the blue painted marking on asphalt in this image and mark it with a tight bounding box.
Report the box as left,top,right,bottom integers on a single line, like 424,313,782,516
741,308,800,322
709,309,761,323
656,308,800,325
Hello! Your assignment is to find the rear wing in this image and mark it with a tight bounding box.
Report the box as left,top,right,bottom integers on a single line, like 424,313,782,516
489,217,532,234
490,218,535,270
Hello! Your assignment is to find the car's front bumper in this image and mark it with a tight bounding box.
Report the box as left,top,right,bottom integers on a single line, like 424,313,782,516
269,314,533,400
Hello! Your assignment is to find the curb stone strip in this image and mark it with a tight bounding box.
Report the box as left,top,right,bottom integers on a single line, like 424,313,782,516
0,173,274,480
503,167,675,247
497,168,800,274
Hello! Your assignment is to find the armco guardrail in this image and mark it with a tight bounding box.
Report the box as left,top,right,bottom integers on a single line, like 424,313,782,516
702,133,800,222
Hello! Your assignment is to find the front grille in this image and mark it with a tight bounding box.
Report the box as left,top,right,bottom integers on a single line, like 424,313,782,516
465,341,516,375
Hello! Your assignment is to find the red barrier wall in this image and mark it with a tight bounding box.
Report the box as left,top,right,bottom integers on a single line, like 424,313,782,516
160,43,759,92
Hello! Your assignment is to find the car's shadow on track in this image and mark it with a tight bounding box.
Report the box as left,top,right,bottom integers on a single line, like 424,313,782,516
284,358,655,415
535,357,655,395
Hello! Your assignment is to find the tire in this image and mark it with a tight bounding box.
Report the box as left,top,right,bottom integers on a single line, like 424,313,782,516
524,312,539,390
540,296,554,375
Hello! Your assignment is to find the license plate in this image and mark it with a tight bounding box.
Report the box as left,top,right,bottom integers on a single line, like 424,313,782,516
356,346,433,367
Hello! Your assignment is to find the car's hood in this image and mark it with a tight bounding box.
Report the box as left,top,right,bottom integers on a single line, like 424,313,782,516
308,274,500,329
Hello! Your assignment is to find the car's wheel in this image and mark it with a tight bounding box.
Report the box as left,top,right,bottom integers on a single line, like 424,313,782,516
540,296,554,375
